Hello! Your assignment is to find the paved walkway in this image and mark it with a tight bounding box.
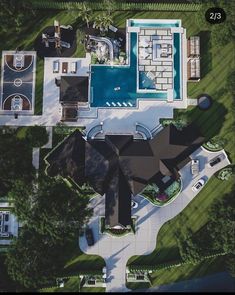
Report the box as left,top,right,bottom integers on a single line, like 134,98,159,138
32,147,40,170
79,147,230,292
42,126,53,149
135,272,235,292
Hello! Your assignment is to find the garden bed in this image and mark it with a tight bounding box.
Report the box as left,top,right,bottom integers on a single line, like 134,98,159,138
100,217,136,236
142,180,181,206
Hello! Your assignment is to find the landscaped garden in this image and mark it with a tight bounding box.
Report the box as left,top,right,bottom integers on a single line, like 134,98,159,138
141,180,182,206
100,216,136,236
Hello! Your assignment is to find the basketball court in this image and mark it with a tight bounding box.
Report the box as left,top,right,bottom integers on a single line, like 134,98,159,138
0,51,36,114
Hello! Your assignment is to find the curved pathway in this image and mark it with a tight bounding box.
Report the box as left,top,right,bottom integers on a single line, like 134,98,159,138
79,147,230,292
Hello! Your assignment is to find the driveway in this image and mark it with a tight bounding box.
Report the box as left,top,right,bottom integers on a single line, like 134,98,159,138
79,147,230,292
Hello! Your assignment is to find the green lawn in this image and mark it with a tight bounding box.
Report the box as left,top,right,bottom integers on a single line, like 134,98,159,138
124,6,234,286
126,282,150,290
128,176,234,268
41,277,80,292
81,287,106,292
150,255,228,286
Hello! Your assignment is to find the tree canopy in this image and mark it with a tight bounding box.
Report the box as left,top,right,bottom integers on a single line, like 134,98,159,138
0,130,35,196
9,176,92,243
5,227,64,289
25,125,49,148
6,176,92,288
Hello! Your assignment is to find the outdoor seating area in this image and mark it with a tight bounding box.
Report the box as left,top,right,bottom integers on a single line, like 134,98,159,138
187,36,200,81
86,122,104,140
0,211,11,238
138,28,173,91
135,122,153,140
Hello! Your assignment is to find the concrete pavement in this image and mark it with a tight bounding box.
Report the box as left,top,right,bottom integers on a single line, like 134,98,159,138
79,146,230,292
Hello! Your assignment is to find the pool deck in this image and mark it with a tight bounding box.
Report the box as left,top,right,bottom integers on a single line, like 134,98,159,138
0,18,188,136
0,51,187,134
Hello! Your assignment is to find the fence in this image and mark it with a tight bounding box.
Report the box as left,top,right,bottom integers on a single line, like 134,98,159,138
30,1,201,11
128,251,228,272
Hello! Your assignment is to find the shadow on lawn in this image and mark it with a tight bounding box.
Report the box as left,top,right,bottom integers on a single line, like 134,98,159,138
177,99,227,142
199,31,212,79
128,246,181,267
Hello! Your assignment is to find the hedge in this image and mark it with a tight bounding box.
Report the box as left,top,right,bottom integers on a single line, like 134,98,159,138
128,251,228,272
30,1,201,11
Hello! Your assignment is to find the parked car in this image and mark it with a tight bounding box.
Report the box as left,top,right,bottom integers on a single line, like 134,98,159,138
208,153,225,168
191,159,199,175
192,178,205,192
85,228,94,246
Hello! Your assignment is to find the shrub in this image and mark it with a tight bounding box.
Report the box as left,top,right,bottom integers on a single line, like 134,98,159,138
164,180,181,197
25,125,48,147
217,168,233,181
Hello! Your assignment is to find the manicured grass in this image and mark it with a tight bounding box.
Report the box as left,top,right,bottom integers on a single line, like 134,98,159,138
40,277,80,292
150,255,228,286
16,127,28,139
126,281,150,290
128,176,234,267
59,239,105,277
81,287,106,292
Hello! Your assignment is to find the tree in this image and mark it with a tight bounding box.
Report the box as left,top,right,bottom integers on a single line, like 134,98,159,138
177,231,202,264
5,227,64,289
78,2,92,28
94,13,113,34
0,131,34,196
8,176,92,244
25,125,49,147
206,191,234,253
226,254,235,277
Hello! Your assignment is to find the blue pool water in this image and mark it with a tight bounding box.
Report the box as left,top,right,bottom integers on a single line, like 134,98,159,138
130,20,179,27
139,72,155,89
173,33,181,100
91,33,167,107
90,21,181,108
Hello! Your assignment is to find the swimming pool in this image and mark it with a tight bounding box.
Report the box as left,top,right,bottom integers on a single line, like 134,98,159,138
173,33,181,100
90,33,167,108
130,20,180,28
90,20,182,108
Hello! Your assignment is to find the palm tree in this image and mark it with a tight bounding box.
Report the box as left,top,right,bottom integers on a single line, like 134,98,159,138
103,0,116,16
79,2,92,28
94,13,113,34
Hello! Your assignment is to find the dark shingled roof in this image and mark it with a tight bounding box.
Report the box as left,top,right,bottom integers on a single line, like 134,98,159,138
60,76,88,103
45,124,204,228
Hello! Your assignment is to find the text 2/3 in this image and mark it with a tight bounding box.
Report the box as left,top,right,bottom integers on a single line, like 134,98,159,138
205,7,226,24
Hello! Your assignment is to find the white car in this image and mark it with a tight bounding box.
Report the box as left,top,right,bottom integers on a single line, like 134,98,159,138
192,178,205,192
131,200,138,209
191,159,199,175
